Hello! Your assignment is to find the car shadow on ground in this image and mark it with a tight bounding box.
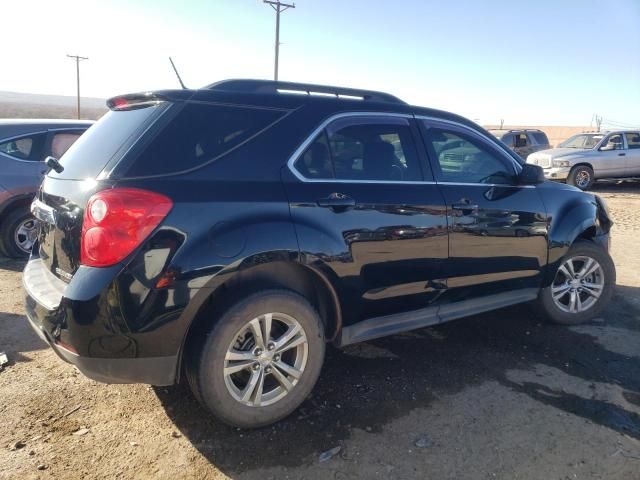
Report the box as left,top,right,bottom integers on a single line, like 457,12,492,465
155,284,640,475
0,312,47,362
0,257,27,273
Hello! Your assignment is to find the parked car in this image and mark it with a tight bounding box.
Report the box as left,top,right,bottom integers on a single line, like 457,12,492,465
527,130,640,190
489,129,551,159
0,119,93,257
24,80,615,428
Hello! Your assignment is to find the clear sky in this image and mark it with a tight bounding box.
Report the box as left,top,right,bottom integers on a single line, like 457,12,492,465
3,0,639,127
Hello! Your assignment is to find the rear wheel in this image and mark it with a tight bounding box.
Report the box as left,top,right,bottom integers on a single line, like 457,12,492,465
0,207,38,258
538,240,615,325
187,290,325,428
567,165,594,190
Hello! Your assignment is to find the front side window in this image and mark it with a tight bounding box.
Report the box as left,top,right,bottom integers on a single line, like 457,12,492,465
0,133,47,161
514,133,528,148
624,132,640,150
426,128,515,185
601,134,624,151
294,116,422,182
500,133,514,147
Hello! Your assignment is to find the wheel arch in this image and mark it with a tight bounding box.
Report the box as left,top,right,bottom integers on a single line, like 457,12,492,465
176,259,342,382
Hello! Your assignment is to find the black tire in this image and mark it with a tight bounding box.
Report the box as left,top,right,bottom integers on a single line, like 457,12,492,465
567,165,594,190
186,290,325,428
0,207,37,259
538,240,615,325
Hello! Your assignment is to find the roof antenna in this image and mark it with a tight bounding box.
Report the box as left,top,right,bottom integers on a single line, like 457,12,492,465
169,57,187,89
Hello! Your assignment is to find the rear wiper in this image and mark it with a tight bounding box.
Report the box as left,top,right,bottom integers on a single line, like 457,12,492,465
44,156,64,174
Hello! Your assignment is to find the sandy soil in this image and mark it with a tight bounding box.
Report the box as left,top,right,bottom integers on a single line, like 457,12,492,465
1,181,639,480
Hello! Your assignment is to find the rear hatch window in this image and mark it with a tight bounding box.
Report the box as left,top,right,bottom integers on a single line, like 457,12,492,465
122,102,286,177
48,105,166,180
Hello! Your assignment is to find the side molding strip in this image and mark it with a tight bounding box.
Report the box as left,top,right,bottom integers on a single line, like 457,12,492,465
337,288,539,347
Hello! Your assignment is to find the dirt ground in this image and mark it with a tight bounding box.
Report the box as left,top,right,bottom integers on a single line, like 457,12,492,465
1,181,639,480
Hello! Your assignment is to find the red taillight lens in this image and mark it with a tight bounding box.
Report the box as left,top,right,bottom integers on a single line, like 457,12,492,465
81,188,173,267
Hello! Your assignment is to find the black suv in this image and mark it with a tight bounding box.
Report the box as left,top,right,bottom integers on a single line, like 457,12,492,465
24,80,615,428
489,128,551,159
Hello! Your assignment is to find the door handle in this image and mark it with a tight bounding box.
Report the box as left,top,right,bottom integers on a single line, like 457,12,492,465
317,193,355,210
618,153,626,156
452,202,479,212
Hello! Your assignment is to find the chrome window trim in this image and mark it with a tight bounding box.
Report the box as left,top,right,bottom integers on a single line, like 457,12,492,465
286,111,536,189
286,111,416,184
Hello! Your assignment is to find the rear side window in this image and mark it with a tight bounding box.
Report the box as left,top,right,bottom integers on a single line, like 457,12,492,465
51,132,83,158
294,116,422,182
126,103,285,177
51,106,162,179
624,132,640,149
0,132,47,161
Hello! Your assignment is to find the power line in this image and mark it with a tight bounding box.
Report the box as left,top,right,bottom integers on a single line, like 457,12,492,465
263,1,295,81
67,54,88,120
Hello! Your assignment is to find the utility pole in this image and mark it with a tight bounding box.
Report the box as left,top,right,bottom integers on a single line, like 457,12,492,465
595,115,603,132
67,54,88,119
263,0,295,81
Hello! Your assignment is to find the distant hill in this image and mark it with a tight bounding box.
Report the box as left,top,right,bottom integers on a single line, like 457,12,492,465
0,91,107,120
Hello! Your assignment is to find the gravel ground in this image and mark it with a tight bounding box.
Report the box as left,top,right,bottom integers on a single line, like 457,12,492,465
1,181,639,480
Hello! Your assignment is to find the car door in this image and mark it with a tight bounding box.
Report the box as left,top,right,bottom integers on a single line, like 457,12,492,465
283,113,449,323
418,118,548,307
0,131,49,194
595,133,627,177
623,132,640,175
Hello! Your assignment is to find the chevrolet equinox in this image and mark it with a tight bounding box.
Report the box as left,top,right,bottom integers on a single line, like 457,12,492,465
24,80,615,428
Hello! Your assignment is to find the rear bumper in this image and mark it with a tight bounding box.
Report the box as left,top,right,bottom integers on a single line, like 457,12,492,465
23,257,178,385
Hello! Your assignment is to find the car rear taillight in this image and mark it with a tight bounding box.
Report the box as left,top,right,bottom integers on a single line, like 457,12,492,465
81,188,172,267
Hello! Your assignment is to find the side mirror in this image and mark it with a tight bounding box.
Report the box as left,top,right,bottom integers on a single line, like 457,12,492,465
519,163,545,185
44,156,64,173
600,144,615,151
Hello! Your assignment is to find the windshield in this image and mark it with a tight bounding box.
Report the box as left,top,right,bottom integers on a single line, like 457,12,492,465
559,134,603,149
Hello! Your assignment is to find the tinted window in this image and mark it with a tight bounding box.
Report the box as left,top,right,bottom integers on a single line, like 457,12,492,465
296,132,334,179
0,132,47,161
128,103,285,177
500,133,514,147
50,106,162,179
426,128,515,184
624,132,640,149
531,131,548,145
514,133,528,148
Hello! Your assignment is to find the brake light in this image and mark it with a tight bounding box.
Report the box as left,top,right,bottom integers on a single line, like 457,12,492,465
81,188,173,267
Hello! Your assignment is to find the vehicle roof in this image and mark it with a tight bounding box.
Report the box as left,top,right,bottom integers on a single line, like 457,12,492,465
487,128,544,133
110,79,484,135
0,119,94,127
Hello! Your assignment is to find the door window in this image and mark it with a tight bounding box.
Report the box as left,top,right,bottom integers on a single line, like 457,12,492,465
624,133,640,149
514,133,528,148
425,128,516,184
0,133,47,161
51,132,83,158
294,116,422,182
500,133,515,147
601,134,624,150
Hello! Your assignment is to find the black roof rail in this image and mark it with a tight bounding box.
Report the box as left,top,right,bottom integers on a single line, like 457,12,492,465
205,79,406,104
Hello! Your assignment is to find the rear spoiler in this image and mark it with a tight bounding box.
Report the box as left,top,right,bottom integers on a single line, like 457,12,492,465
106,90,193,111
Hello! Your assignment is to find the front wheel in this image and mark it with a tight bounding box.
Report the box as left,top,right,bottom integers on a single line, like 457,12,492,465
187,290,325,428
538,240,615,325
567,165,594,190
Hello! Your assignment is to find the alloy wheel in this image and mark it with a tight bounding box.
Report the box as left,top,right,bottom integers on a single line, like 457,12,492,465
575,170,591,188
223,312,309,407
14,218,38,254
551,255,604,313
